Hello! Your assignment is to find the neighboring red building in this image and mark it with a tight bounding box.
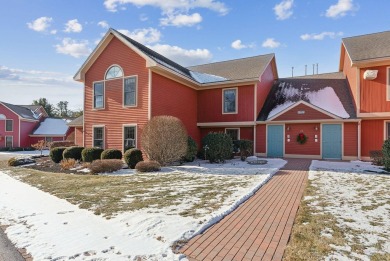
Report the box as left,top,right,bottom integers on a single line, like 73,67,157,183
0,101,72,148
67,115,84,146
74,29,390,160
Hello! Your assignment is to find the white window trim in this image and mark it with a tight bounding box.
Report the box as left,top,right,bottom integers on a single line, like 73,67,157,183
222,87,238,114
384,120,390,141
5,119,13,132
225,128,240,140
105,64,124,80
5,136,13,148
387,67,390,101
122,124,137,152
92,125,105,149
123,75,138,108
92,81,105,110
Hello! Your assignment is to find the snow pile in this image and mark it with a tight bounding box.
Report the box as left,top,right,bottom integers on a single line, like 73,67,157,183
305,87,349,118
32,118,69,135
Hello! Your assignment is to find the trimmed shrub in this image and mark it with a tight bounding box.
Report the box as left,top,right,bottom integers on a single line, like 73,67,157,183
60,158,77,170
50,147,67,163
124,148,143,169
50,141,75,149
382,140,390,170
8,157,35,167
63,146,84,161
0,147,10,151
82,148,104,162
183,136,198,162
101,149,122,160
141,116,187,165
237,140,253,161
88,159,124,174
202,132,233,163
370,150,383,166
135,161,161,173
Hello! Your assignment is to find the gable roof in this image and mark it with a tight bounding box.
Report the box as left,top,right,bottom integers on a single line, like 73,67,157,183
0,102,45,120
67,115,83,127
342,31,390,63
74,28,276,86
257,76,356,121
32,118,69,136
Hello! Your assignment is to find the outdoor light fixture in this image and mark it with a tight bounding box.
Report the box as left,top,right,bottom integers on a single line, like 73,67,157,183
314,125,319,131
286,126,290,131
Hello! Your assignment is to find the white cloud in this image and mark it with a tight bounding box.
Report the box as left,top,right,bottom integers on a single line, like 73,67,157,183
262,38,281,49
274,0,294,20
50,30,57,35
118,28,161,44
97,20,109,29
103,0,229,15
231,39,255,50
150,44,212,66
140,13,149,21
27,17,53,32
326,0,357,18
300,31,343,40
55,38,91,58
160,13,202,27
64,19,83,33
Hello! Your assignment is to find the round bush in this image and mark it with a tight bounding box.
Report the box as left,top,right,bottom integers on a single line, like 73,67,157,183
50,147,67,163
183,136,198,162
101,149,122,160
135,161,161,173
81,148,104,162
124,148,143,169
202,132,233,163
63,146,84,161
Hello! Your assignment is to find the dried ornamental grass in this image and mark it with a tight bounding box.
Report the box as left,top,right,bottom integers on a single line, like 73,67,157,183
135,161,161,173
88,159,124,174
59,158,77,170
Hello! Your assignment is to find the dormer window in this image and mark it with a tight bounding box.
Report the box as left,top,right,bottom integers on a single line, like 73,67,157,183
105,65,123,80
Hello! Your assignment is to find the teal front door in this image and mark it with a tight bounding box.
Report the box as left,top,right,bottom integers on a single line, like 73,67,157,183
322,124,342,159
267,125,284,158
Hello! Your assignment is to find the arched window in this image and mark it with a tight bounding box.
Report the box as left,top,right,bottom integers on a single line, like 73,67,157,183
105,65,123,80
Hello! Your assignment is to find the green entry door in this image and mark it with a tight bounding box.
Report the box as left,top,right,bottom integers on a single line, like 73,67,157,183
267,125,284,158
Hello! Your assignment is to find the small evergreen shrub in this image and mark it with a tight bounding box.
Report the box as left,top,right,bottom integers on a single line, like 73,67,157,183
63,146,84,161
88,159,124,174
183,136,198,162
60,158,77,170
124,148,143,169
238,139,253,161
202,132,233,163
82,148,104,162
382,140,390,170
50,147,67,163
101,149,122,160
8,157,35,167
135,161,161,172
0,147,10,151
370,150,383,166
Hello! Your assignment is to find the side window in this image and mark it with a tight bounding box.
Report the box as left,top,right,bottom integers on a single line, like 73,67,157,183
5,119,13,131
93,127,104,148
225,128,239,141
93,82,104,109
124,126,136,151
124,77,137,106
386,122,390,140
223,88,237,113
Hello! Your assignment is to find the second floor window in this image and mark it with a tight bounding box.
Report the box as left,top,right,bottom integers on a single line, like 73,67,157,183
93,82,104,109
223,88,237,113
124,77,137,106
5,119,13,131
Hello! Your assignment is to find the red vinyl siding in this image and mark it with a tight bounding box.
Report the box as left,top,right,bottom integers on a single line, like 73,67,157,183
84,37,149,150
343,122,358,157
255,124,266,154
0,103,20,147
75,127,83,146
273,103,333,121
257,61,275,115
342,47,358,108
151,72,199,144
240,127,254,141
197,85,254,123
285,123,320,155
20,120,38,147
360,65,390,113
361,120,385,157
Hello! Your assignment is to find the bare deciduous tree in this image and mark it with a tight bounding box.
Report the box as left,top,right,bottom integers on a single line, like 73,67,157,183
141,116,187,165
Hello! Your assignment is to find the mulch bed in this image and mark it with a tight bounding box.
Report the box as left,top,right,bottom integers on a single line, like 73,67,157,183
24,156,86,174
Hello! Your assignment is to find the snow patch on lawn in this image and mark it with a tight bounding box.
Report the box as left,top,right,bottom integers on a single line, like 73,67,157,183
0,158,286,260
0,150,49,157
309,160,390,259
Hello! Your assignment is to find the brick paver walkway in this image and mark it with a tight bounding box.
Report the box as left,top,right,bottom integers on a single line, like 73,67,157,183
180,158,311,261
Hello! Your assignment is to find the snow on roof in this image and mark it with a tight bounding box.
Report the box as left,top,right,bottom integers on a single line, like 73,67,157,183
32,118,69,136
268,101,295,119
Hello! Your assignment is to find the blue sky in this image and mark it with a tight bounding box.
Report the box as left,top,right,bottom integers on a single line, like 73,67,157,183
0,0,389,110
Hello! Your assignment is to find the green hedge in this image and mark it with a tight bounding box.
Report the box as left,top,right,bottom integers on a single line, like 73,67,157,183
202,132,233,163
50,147,67,163
101,149,122,160
382,139,390,170
124,148,143,169
63,146,84,161
183,136,198,162
81,148,104,162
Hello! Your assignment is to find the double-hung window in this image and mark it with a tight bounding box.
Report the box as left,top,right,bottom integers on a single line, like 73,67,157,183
124,77,137,106
93,82,104,109
5,136,13,148
5,119,13,131
223,88,237,114
386,122,390,140
93,127,104,148
124,126,136,151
